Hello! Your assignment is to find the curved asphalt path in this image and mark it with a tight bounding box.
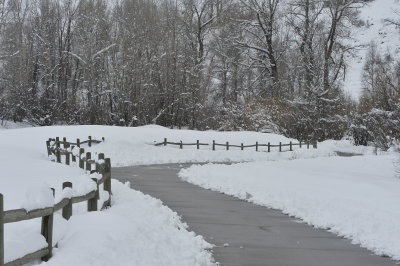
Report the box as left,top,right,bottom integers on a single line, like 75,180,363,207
113,164,398,266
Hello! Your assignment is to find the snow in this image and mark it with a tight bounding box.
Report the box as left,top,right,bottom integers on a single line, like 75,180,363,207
345,0,400,98
0,123,394,264
0,141,95,211
0,124,377,211
0,125,219,265
179,154,400,260
37,181,214,266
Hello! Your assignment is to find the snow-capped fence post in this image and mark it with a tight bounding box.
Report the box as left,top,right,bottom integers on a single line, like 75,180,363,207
65,144,70,165
0,193,4,266
197,140,200,149
56,138,61,163
279,142,282,152
268,142,270,152
299,141,302,148
98,153,105,168
180,141,183,149
88,178,99,212
164,138,167,146
212,140,215,151
46,140,51,156
256,142,258,152
226,142,229,150
71,147,76,163
63,137,67,148
241,143,244,150
62,182,73,220
88,136,92,147
41,188,55,261
289,141,293,151
103,158,112,208
86,152,92,172
79,148,85,169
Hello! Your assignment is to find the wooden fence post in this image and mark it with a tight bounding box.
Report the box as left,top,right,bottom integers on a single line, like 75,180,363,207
77,138,80,148
63,137,67,149
180,141,183,149
86,152,91,171
0,193,4,266
164,138,167,146
46,140,51,156
65,144,70,165
104,158,112,208
226,142,229,150
41,188,54,261
212,140,215,151
79,148,85,169
88,178,98,212
62,182,73,220
56,139,61,163
313,141,318,149
279,142,282,152
197,140,199,150
256,142,258,152
268,142,270,152
300,141,302,148
241,143,244,150
97,153,105,173
71,147,76,163
88,136,92,147
290,141,293,151
307,142,310,149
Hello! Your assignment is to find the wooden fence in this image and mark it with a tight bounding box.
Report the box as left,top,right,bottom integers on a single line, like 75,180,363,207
0,136,111,266
155,138,317,152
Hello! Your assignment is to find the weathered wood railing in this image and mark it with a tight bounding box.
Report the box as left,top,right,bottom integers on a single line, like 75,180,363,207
155,138,317,152
0,136,110,266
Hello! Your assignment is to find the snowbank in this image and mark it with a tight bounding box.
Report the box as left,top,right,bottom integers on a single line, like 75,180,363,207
5,181,214,265
37,180,214,266
179,155,400,260
0,125,220,265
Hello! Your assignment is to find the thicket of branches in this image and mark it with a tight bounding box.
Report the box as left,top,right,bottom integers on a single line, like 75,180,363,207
0,0,398,148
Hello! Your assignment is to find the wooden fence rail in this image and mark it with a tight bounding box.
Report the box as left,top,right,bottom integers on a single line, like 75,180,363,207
155,138,317,152
0,136,110,266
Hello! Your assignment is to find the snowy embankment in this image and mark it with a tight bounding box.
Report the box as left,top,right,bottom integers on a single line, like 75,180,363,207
179,155,400,261
0,125,218,265
36,181,213,266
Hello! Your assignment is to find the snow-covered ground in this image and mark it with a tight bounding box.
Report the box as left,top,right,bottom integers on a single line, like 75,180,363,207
179,154,400,261
0,124,380,212
1,125,221,265
6,181,214,266
0,124,394,264
345,0,400,98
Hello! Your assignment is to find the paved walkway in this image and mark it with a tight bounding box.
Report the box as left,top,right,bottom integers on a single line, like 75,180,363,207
113,164,397,266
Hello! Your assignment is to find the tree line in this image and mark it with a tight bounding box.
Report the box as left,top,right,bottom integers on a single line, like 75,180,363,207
0,0,398,149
